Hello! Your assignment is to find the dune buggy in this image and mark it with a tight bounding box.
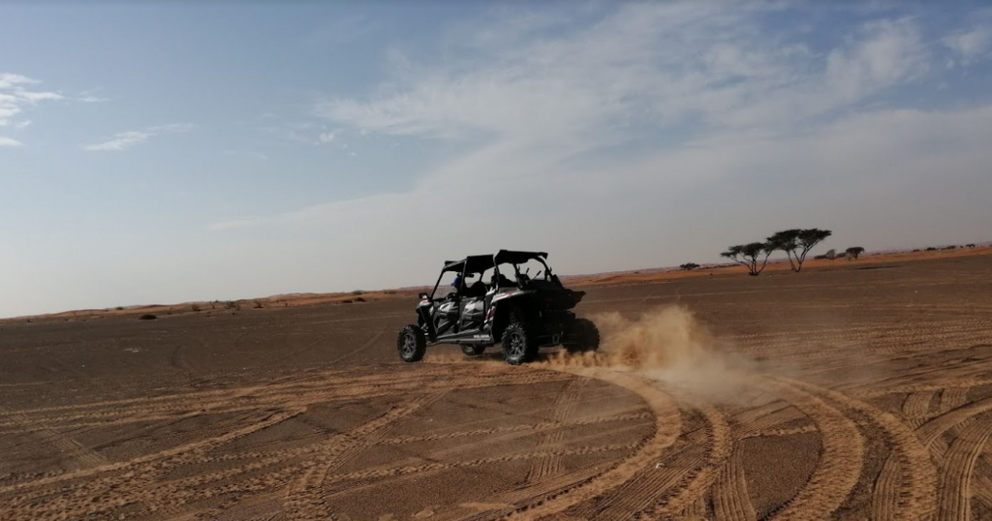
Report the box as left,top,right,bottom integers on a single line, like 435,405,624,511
396,250,599,365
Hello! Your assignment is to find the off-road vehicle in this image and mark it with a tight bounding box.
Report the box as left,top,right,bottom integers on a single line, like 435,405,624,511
396,250,600,365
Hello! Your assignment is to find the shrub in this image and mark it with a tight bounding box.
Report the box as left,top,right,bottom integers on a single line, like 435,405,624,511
138,314,157,320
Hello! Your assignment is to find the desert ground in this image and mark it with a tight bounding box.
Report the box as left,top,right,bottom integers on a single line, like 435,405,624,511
2,252,992,521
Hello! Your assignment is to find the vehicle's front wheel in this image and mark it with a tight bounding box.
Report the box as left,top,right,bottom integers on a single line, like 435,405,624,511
564,318,600,354
502,322,538,365
461,345,486,356
397,325,427,362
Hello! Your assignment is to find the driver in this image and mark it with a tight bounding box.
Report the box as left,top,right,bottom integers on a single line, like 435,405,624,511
462,274,486,298
450,274,486,299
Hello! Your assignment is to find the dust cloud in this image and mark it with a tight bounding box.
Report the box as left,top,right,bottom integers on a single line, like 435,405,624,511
423,305,762,402
538,306,756,402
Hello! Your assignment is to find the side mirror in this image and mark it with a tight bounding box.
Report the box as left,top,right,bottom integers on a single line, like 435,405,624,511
419,292,429,300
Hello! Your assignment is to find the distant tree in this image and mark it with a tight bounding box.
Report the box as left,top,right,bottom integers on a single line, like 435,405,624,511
721,242,774,276
966,243,977,248
845,246,865,260
767,228,833,272
680,262,700,271
925,247,937,251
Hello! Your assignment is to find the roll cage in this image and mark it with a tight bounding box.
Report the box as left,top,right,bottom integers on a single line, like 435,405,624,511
426,250,556,299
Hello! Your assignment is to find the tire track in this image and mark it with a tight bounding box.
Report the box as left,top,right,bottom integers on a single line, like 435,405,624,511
935,411,992,521
0,405,107,471
902,391,934,421
1,407,304,520
713,441,756,521
759,378,865,521
784,379,937,521
435,462,617,521
972,474,992,510
636,402,731,520
743,425,817,439
327,329,386,365
916,396,992,448
283,390,448,521
118,395,456,521
524,378,588,484
940,387,971,414
377,411,652,446
500,368,682,521
316,443,640,496
318,421,651,506
0,368,571,434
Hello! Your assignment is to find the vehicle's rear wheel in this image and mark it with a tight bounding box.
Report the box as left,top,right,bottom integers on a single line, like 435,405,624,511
461,345,486,356
397,325,427,362
502,322,538,365
564,318,600,354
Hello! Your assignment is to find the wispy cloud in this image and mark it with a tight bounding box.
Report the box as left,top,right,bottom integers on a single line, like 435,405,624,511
78,95,110,103
83,131,152,152
0,73,37,90
943,26,991,65
0,136,23,147
83,123,191,152
0,72,63,129
317,5,931,146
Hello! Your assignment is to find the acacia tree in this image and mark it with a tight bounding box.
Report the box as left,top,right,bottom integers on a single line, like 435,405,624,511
721,242,774,276
680,262,700,271
766,228,832,272
845,246,865,259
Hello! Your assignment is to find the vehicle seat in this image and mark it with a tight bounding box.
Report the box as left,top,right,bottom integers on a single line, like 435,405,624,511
492,274,515,288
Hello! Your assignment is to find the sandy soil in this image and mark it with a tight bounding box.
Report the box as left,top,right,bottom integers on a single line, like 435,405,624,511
2,253,992,520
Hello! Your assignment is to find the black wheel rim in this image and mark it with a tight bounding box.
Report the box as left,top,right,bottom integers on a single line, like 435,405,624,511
402,333,416,357
508,332,525,358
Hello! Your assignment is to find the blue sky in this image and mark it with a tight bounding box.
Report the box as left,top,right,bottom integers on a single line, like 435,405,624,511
2,1,991,317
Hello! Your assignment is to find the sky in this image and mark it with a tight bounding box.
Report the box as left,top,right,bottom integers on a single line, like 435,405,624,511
2,1,991,317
